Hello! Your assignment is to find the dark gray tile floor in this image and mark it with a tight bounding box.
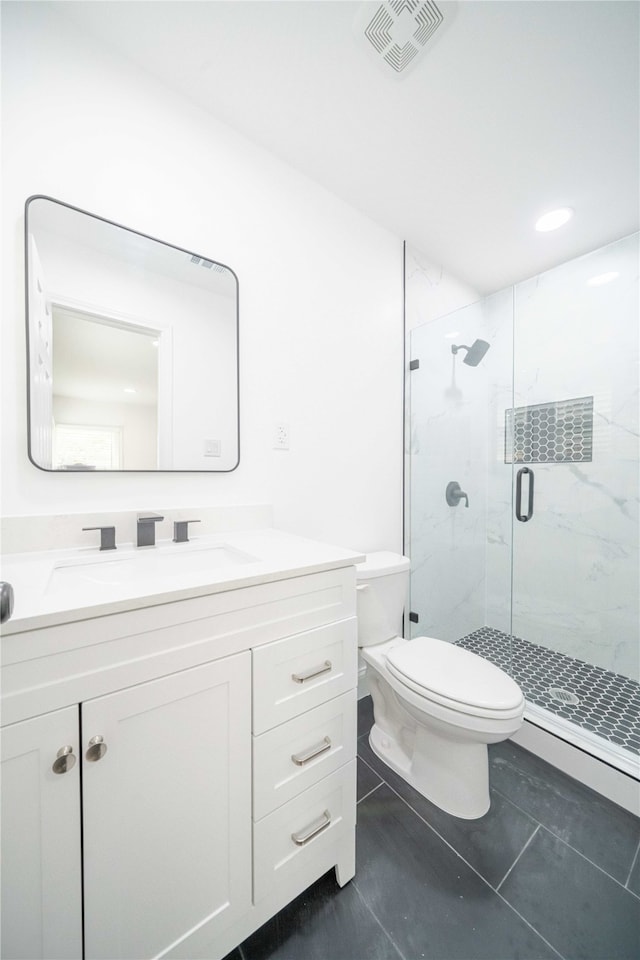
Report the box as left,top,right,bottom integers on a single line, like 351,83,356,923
234,697,640,960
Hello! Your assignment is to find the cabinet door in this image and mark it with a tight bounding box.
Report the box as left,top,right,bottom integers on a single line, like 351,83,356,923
82,653,252,960
1,706,83,960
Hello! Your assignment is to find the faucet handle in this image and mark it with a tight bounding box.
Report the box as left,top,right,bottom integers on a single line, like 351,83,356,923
173,520,201,543
137,514,164,523
82,526,117,551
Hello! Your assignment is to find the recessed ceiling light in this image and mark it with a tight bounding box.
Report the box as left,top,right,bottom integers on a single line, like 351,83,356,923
535,208,574,232
444,331,460,339
587,271,619,286
123,387,137,394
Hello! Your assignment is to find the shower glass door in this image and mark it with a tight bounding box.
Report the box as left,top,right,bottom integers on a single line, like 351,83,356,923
509,233,639,767
405,233,639,774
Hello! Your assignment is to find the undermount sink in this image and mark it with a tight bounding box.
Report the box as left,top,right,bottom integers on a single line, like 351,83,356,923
46,542,258,593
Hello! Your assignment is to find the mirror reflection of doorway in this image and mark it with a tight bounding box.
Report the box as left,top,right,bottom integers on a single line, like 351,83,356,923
51,306,161,470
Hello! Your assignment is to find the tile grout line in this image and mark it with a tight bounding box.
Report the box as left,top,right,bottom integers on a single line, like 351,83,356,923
495,823,540,892
357,779,384,805
350,876,409,960
535,822,640,903
364,738,640,899
357,753,504,887
492,888,567,960
625,836,640,889
491,783,640,900
360,775,566,959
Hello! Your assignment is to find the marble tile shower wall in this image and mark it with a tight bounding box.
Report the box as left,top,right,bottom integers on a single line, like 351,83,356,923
408,233,639,684
485,233,639,683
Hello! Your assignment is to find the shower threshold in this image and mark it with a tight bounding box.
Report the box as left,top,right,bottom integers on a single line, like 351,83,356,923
455,627,640,778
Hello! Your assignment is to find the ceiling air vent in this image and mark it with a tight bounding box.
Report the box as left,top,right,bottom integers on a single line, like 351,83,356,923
189,256,226,272
355,0,456,77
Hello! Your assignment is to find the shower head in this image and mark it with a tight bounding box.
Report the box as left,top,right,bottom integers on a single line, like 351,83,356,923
451,339,491,366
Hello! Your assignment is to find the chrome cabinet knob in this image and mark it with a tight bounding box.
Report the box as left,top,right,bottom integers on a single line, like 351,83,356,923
52,745,76,775
85,735,108,762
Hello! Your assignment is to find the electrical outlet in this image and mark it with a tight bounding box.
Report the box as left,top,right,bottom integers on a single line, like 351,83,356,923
273,423,290,450
204,438,221,457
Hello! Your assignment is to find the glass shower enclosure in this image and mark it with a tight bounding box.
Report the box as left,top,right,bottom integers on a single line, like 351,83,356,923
405,233,639,778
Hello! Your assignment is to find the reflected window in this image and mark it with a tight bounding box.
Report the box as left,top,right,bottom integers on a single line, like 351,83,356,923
53,423,122,470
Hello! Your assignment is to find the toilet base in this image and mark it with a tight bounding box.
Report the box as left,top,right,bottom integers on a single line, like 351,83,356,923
368,721,491,820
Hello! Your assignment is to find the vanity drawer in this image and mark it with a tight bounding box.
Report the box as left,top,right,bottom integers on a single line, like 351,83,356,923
253,691,356,820
252,618,357,734
253,760,356,903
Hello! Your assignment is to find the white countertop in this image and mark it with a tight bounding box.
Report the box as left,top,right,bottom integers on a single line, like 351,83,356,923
0,529,365,634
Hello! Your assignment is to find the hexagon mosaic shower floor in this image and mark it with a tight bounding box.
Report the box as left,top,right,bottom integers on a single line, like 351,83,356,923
456,626,640,756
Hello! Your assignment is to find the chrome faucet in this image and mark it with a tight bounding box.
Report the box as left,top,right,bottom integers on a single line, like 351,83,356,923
136,514,164,547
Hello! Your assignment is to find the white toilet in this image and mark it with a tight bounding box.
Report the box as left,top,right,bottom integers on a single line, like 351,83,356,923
357,552,525,819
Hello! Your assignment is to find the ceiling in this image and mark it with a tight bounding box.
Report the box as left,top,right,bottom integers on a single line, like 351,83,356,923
56,1,639,294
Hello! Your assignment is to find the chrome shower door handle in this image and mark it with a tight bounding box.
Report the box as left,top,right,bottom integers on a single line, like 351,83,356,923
515,467,534,522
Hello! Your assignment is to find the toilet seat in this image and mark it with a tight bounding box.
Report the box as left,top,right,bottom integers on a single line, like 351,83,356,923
385,636,524,720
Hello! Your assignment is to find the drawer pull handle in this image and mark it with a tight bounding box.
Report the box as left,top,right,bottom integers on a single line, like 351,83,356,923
291,810,331,846
291,736,332,766
292,660,332,684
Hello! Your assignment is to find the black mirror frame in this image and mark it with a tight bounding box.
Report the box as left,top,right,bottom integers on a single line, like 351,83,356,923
24,195,240,473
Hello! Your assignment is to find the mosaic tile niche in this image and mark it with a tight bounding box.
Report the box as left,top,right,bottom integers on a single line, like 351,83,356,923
505,396,594,464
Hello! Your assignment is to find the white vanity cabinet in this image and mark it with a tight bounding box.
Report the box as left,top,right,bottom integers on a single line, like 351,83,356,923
251,620,358,901
1,706,83,960
1,556,359,960
82,654,251,960
1,654,251,960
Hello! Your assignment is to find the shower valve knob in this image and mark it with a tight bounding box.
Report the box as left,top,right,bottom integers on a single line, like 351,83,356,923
446,481,469,508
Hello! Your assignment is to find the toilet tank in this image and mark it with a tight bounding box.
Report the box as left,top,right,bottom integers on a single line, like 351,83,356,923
356,552,411,646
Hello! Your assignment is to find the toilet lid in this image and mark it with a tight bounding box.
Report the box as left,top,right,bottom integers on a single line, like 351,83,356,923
385,637,524,712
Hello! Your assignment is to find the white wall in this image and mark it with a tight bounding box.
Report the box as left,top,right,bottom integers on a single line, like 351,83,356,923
1,2,404,554
404,244,480,333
